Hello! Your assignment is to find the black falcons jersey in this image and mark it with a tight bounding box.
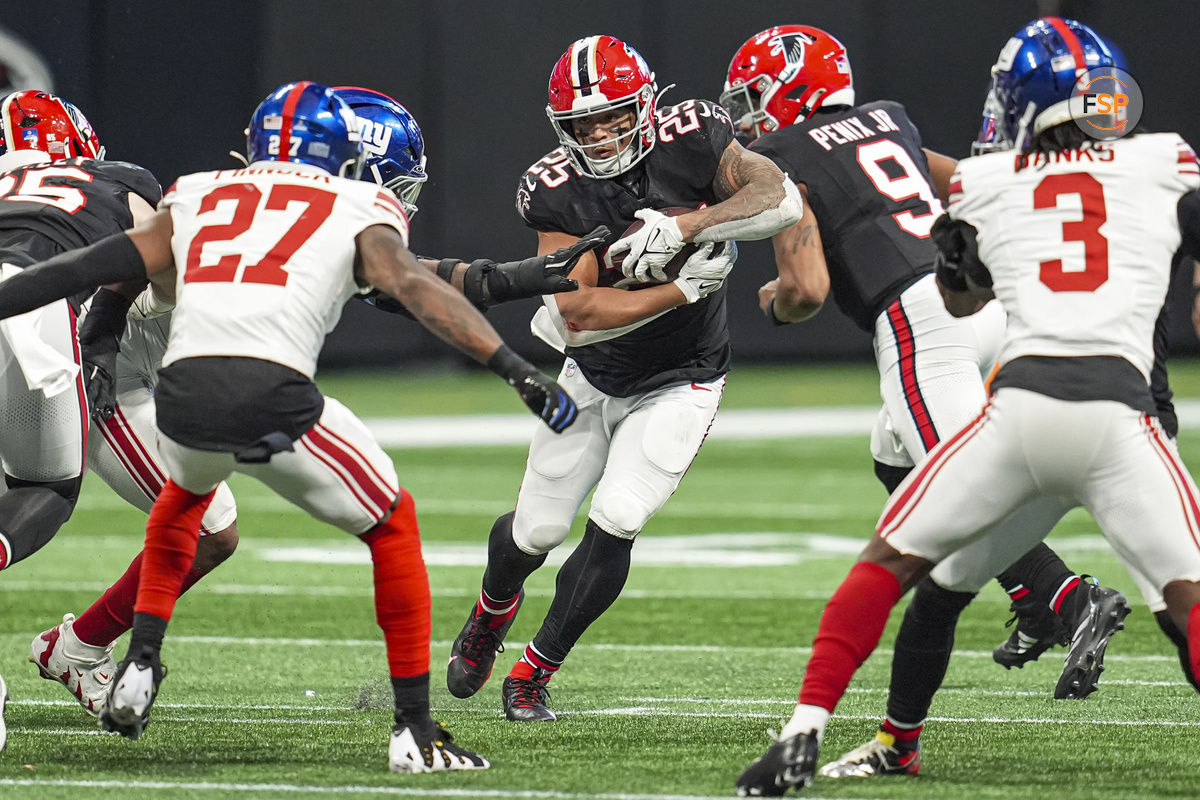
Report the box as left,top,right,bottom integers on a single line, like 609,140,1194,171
0,158,161,266
750,101,940,331
516,99,734,397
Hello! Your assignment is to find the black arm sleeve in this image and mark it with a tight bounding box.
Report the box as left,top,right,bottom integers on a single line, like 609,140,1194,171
0,233,147,320
79,287,134,348
1179,191,1200,260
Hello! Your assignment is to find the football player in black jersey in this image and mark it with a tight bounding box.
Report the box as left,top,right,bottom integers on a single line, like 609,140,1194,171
0,89,162,749
445,34,805,722
720,26,1129,783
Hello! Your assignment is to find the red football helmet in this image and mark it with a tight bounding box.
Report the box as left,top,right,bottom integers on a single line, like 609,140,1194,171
546,35,658,178
721,26,854,139
0,90,102,161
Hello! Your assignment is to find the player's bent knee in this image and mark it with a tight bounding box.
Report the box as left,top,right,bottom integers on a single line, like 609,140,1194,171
587,508,642,541
193,522,240,572
511,516,570,556
5,474,82,505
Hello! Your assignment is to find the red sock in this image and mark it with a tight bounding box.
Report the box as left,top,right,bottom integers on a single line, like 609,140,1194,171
1188,603,1200,686
73,553,207,647
133,480,213,621
881,718,923,746
509,646,559,681
799,561,902,712
360,489,431,679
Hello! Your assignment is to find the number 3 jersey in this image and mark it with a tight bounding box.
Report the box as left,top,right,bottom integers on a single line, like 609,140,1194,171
0,157,161,265
160,161,410,379
748,101,941,332
949,133,1200,381
516,99,734,397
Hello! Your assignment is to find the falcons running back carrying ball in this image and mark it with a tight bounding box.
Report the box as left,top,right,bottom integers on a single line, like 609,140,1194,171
736,18,1200,795
443,34,804,723
0,81,604,773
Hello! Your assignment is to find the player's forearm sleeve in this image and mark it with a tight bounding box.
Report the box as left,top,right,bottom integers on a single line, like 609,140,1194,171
1179,191,1200,260
693,177,805,244
0,233,147,320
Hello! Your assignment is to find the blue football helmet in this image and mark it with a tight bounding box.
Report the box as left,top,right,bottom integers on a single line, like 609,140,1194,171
973,17,1126,154
246,81,365,178
334,86,427,216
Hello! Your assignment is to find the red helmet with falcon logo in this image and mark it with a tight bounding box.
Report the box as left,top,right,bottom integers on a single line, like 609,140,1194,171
546,35,658,178
721,25,854,139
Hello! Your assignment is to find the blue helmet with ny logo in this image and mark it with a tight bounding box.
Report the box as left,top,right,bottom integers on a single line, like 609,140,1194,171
246,81,365,178
335,86,427,216
973,17,1126,154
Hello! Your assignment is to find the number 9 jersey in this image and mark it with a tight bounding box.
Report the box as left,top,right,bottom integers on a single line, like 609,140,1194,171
748,100,941,331
949,133,1200,380
160,161,411,379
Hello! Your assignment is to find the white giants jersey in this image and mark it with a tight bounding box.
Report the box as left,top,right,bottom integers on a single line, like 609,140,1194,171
160,161,410,378
949,133,1200,379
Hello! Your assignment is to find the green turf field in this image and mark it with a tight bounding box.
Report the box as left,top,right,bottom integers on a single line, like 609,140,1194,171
3,362,1198,799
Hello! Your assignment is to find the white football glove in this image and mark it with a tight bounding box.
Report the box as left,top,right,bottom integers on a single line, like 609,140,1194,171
672,240,738,303
607,208,687,283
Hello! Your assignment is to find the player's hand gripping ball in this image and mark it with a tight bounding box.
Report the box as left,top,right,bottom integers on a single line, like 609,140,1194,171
603,206,699,284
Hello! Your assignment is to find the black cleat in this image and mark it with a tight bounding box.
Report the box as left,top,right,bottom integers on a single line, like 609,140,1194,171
993,600,1069,669
446,591,523,699
502,668,556,722
98,648,165,740
1054,582,1131,699
736,729,819,796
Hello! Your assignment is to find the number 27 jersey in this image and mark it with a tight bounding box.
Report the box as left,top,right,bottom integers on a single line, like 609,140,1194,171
160,161,410,379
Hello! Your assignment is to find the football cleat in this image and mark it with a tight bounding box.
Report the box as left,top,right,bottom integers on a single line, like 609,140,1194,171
446,590,523,699
993,601,1069,670
736,729,819,796
0,672,9,752
502,668,556,722
389,718,490,773
29,613,116,717
1054,581,1131,699
818,731,920,778
98,648,165,740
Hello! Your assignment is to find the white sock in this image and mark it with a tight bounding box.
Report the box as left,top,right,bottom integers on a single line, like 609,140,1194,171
779,703,831,742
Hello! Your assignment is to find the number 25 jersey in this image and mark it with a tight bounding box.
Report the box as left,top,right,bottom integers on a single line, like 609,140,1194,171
949,133,1200,380
160,161,410,379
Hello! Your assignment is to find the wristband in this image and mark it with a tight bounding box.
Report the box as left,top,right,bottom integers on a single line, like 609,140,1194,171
486,344,532,384
436,258,459,283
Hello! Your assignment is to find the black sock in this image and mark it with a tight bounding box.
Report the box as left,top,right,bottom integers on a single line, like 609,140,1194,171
874,461,913,495
885,578,975,726
391,673,432,726
995,542,1074,610
1154,610,1200,692
530,519,634,664
128,612,169,660
481,511,548,601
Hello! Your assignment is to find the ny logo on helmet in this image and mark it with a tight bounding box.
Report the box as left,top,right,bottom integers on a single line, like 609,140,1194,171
357,117,393,156
769,32,817,84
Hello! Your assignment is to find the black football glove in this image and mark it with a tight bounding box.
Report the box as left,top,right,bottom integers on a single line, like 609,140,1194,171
78,288,133,421
463,225,611,307
486,345,578,433
931,214,991,293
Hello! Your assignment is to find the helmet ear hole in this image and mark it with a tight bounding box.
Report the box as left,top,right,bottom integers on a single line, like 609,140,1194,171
783,84,810,102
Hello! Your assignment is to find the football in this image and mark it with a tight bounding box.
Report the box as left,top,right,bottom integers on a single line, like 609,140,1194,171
604,206,699,286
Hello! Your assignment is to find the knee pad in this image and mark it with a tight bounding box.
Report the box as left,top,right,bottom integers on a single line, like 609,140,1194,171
874,461,914,495
590,487,652,539
511,509,569,556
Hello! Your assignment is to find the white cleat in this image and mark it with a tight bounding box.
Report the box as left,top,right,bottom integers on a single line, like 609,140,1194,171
29,613,116,717
98,656,163,740
388,721,490,773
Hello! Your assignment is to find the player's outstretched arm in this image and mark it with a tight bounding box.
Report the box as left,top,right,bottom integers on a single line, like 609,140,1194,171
762,187,830,323
0,210,176,321
356,225,578,432
922,149,959,204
